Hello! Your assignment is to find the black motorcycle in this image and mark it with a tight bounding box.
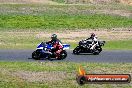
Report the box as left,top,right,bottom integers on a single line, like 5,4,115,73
73,39,105,55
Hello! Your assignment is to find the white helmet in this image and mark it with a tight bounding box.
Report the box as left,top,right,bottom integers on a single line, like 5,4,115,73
95,36,98,38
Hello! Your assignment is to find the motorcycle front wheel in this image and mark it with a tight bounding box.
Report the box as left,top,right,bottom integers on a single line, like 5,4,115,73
92,47,102,55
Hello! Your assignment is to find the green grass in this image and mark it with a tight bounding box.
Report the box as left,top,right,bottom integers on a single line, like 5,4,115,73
0,61,132,73
0,40,132,50
1,40,132,50
0,14,131,30
104,40,132,50
0,4,131,30
0,61,132,88
52,0,65,3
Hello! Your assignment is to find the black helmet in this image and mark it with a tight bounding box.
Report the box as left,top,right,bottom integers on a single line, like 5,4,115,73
91,33,95,38
51,34,57,40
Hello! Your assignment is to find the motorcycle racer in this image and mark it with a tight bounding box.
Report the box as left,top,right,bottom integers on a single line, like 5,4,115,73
86,33,99,50
73,33,105,55
87,33,96,40
90,35,98,50
46,34,63,59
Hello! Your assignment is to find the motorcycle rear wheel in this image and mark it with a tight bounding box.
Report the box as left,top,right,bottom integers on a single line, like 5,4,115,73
73,46,81,55
58,50,67,60
32,51,40,60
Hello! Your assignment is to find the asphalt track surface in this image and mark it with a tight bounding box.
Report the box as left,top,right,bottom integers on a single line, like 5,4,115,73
0,50,132,63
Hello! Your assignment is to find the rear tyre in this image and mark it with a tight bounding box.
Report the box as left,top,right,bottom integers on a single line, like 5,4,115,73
47,55,53,61
58,50,67,60
32,51,40,60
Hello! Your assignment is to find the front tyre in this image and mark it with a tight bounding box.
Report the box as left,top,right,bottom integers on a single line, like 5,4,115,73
93,50,100,55
97,47,102,52
93,47,102,55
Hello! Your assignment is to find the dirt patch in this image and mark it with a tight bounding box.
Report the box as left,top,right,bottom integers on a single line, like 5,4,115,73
95,10,132,17
36,28,132,41
120,0,132,5
0,67,72,83
11,71,68,83
65,0,132,5
0,0,58,4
